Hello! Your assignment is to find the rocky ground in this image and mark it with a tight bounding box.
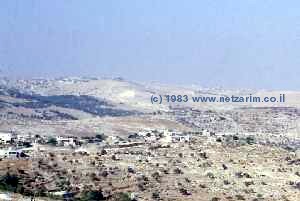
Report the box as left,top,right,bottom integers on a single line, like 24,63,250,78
0,77,299,200
1,136,299,201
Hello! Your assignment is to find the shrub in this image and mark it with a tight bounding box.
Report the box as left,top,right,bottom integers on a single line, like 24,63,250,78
0,173,22,193
47,137,58,146
80,190,105,201
246,136,256,145
95,134,107,141
111,192,132,201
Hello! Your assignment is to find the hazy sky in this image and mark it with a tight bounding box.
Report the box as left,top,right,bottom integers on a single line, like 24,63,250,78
0,0,300,90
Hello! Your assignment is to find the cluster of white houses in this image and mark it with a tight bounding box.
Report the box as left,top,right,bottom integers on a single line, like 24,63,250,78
0,128,194,158
136,129,191,143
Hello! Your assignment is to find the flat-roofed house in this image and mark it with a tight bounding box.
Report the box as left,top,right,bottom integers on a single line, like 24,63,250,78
0,131,16,144
171,133,191,143
56,136,77,147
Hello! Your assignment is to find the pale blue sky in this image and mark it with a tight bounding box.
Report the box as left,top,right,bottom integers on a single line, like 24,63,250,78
0,0,300,89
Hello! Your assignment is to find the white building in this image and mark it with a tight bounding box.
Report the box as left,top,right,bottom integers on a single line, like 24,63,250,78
0,131,16,144
56,136,77,147
0,148,27,158
171,133,191,143
16,134,33,143
159,134,172,144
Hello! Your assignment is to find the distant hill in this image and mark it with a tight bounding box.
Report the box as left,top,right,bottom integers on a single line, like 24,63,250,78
0,76,300,120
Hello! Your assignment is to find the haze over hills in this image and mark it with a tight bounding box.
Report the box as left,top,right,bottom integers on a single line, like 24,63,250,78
1,0,300,199
2,76,300,110
0,77,299,140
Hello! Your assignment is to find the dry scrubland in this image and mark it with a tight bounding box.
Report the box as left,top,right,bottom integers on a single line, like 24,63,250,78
0,77,299,200
1,138,300,201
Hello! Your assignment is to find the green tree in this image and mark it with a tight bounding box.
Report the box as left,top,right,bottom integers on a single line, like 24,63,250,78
47,137,58,146
80,190,105,201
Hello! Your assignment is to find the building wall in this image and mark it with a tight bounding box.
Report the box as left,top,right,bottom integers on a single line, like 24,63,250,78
0,132,13,143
